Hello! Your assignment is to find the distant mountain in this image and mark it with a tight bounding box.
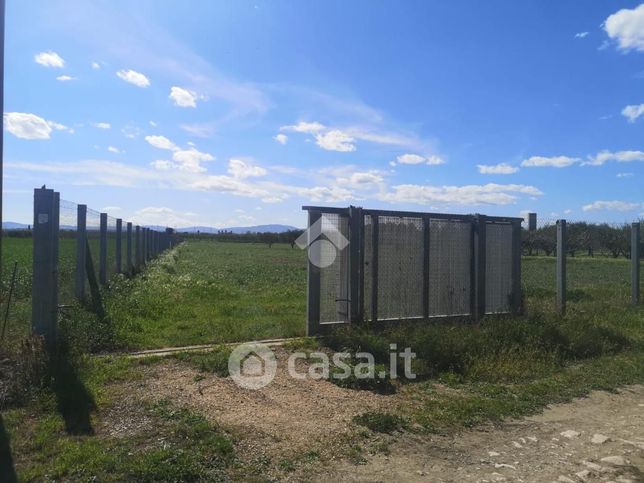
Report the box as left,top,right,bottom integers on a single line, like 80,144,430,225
2,222,30,230
178,224,300,234
2,221,301,234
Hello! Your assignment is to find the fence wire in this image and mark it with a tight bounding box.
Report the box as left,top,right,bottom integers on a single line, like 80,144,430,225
522,217,642,313
58,200,78,307
377,216,424,320
319,214,350,324
428,219,471,317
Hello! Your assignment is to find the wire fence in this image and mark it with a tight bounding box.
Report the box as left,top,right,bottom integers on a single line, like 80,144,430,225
0,187,179,346
521,215,642,315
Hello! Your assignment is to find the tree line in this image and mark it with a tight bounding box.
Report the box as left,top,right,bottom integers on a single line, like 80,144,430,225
523,222,643,258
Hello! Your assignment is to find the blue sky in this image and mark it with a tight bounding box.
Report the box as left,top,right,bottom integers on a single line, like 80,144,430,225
3,0,644,228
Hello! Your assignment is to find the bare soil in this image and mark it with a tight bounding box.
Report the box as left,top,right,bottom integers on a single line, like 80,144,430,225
320,386,644,483
117,352,643,482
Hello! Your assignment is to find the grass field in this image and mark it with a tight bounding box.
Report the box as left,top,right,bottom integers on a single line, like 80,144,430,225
0,238,642,480
3,237,641,350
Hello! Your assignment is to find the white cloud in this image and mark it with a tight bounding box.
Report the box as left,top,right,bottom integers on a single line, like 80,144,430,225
56,75,76,82
575,32,589,39
621,103,644,122
102,206,121,212
315,130,356,152
131,207,200,228
584,150,644,166
604,4,644,52
274,133,288,145
394,153,445,166
149,120,157,127
180,123,216,138
122,124,142,139
477,163,519,174
144,135,178,151
169,86,199,107
107,146,120,153
227,159,267,179
336,170,384,188
582,200,642,212
380,183,542,206
520,155,579,168
91,61,101,70
150,160,174,170
172,148,214,173
616,172,633,178
3,112,71,140
34,51,65,68
116,69,150,87
92,122,111,129
280,121,326,134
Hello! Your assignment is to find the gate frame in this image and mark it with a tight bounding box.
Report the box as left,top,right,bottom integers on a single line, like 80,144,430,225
302,205,523,335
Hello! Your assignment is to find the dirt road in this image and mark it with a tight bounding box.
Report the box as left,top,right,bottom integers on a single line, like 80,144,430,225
320,385,644,483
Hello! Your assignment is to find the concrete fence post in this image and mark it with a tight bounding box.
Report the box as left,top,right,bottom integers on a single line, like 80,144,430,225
633,222,641,305
75,204,87,300
135,225,141,269
126,222,133,273
528,213,537,231
557,219,567,315
99,213,107,285
115,218,122,274
32,187,59,347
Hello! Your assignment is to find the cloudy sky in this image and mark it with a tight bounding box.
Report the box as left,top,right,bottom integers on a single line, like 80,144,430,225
3,0,644,227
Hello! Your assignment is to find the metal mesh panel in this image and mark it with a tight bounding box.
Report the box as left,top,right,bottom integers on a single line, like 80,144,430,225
485,222,513,313
377,216,424,320
58,200,77,304
363,215,372,321
428,219,472,316
319,214,350,324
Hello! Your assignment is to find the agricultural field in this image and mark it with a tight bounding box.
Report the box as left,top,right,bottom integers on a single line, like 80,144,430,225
0,239,643,481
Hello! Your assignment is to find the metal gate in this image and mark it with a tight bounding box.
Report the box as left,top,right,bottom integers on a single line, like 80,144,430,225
303,206,522,335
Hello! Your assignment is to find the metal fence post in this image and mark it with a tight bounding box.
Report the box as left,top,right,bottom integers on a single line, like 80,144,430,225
371,215,379,322
557,219,567,315
633,222,641,305
422,215,430,320
126,222,133,273
135,225,141,269
349,206,363,323
306,210,321,336
99,213,107,285
75,204,87,300
473,214,487,321
511,219,522,314
32,187,58,346
115,218,122,273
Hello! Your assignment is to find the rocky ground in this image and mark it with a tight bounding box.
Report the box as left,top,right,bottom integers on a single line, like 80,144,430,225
320,385,643,482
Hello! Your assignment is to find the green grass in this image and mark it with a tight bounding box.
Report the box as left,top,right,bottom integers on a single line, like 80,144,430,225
1,237,643,480
105,240,307,349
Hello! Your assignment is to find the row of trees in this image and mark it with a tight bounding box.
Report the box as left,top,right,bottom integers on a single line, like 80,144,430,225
179,229,305,248
522,222,643,258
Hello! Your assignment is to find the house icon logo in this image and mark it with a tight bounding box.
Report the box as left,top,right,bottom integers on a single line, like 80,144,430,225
295,215,349,268
228,343,277,390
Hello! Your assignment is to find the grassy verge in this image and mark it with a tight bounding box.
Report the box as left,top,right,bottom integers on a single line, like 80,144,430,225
104,241,307,349
2,355,236,482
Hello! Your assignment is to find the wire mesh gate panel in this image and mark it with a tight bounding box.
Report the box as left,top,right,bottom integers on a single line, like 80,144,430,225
303,206,522,335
